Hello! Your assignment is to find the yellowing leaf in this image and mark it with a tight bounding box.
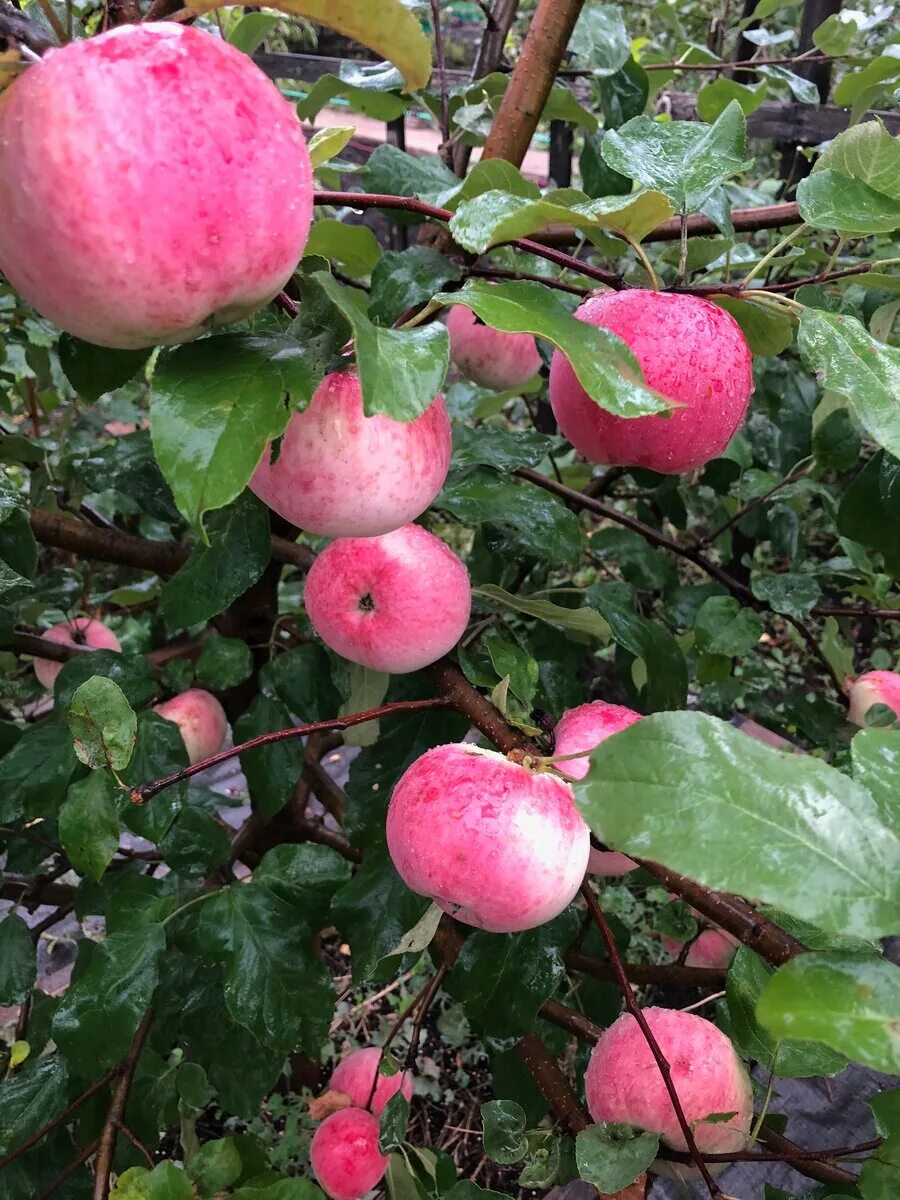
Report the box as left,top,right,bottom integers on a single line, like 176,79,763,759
308,125,355,168
186,0,432,92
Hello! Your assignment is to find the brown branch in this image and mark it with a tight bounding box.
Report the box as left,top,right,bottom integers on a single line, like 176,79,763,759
754,1129,864,1187
635,51,834,73
567,950,726,988
92,1010,154,1200
116,1122,155,1169
0,1067,117,1173
580,883,724,1198
515,1032,590,1133
688,262,877,298
431,658,532,753
664,1131,877,1170
9,631,94,664
405,960,450,1069
131,696,454,804
536,202,801,246
1,876,78,909
538,998,604,1043
481,0,587,168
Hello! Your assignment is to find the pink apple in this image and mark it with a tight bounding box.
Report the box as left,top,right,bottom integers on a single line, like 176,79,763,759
33,617,121,690
587,848,641,877
310,1108,388,1200
446,304,542,391
387,743,590,932
585,1007,752,1154
329,1048,413,1116
152,688,227,765
661,929,740,970
304,524,471,673
0,24,312,349
553,700,643,781
549,290,753,473
848,670,900,727
250,370,451,537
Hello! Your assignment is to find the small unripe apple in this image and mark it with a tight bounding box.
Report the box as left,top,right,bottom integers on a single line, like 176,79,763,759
848,670,900,727
661,929,740,970
446,304,542,391
34,617,121,690
549,291,753,473
330,1048,413,1116
250,370,451,537
310,1108,388,1200
304,524,471,674
585,1007,753,1154
387,743,590,932
0,24,312,349
152,688,227,765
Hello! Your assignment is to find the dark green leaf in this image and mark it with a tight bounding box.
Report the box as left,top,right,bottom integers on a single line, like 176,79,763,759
369,248,463,326
379,1092,410,1154
757,951,900,1073
694,596,765,656
52,926,164,1072
590,586,687,710
261,644,343,723
0,723,77,824
234,694,302,821
67,675,136,771
254,843,351,931
481,1100,528,1164
751,572,821,618
58,335,150,402
575,1123,659,1193
451,426,554,473
576,711,900,939
158,806,231,878
297,64,409,123
0,1057,68,1157
196,635,253,690
177,1061,214,1110
363,144,459,206
54,651,156,715
860,1088,900,1200
119,712,189,844
159,492,270,631
59,772,120,882
813,407,861,472
713,296,796,356
0,914,36,1005
331,851,432,982
838,451,900,571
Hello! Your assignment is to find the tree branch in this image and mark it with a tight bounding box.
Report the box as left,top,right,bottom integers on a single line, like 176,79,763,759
0,1067,118,1173
535,202,801,246
92,1010,154,1200
567,950,726,988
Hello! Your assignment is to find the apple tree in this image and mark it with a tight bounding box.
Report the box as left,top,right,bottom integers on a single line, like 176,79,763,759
0,0,898,1198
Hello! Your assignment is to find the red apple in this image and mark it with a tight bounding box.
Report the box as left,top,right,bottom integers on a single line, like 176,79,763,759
848,670,900,727
250,370,451,537
661,928,740,969
0,24,312,349
34,617,121,690
446,304,542,391
310,1108,388,1200
152,688,227,765
585,1007,752,1154
387,743,590,932
304,524,471,673
549,290,753,473
329,1048,413,1116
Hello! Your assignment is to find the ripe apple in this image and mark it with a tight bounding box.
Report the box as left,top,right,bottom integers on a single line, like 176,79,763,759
446,304,542,391
329,1048,413,1116
584,1007,752,1154
387,743,590,932
549,290,753,473
250,370,451,537
33,617,121,690
0,24,312,349
661,928,740,970
152,689,227,765
848,670,900,727
304,524,471,674
310,1108,388,1200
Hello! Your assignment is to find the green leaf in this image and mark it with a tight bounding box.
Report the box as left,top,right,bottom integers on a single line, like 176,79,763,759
67,675,136,772
451,426,554,473
475,583,611,641
758,64,819,103
484,633,539,709
0,722,77,825
234,694,303,821
58,335,150,402
445,908,579,1037
331,851,431,982
590,586,688,710
799,310,900,461
159,806,231,878
369,247,463,326
226,11,281,53
58,772,120,882
697,78,767,123
724,946,847,1077
860,1089,900,1200
159,492,270,631
817,119,900,202
0,913,35,1005
379,1092,410,1154
151,333,319,530
0,1057,68,1158
757,952,900,1073
812,406,861,472
751,571,821,618
851,728,900,833
694,596,765,656
439,469,584,567
55,651,156,715
797,170,900,235
196,634,253,691
314,273,449,421
481,1100,528,1164
837,451,900,572
813,11,861,55
339,663,389,749
305,219,381,277
569,5,631,75
576,711,900,939
260,643,343,723
575,1123,659,1193
254,843,351,932
448,188,674,253
177,1061,214,1111
188,0,432,92
833,48,900,111
199,881,333,1055
52,926,165,1072
601,102,752,214
110,1162,194,1200
119,711,188,845
297,64,408,123
307,125,355,168
434,281,667,418
186,1137,243,1195
363,144,458,206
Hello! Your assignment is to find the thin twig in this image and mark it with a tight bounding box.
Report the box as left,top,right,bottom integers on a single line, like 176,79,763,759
37,1138,100,1200
92,1010,155,1200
